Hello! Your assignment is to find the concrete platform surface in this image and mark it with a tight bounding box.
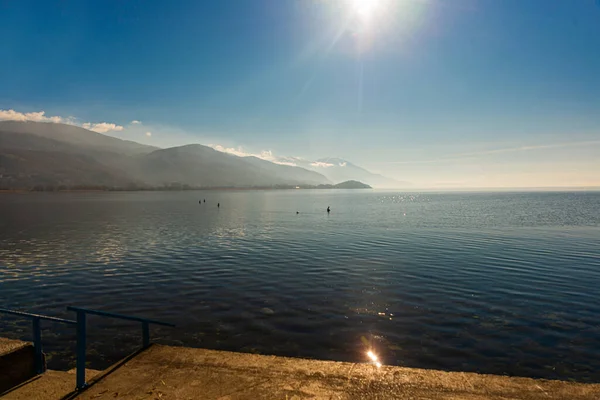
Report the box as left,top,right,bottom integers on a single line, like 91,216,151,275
1,370,74,400
0,337,28,356
75,344,600,400
1,369,99,400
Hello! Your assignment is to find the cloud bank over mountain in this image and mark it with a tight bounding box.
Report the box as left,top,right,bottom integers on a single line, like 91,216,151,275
0,109,124,133
207,145,406,188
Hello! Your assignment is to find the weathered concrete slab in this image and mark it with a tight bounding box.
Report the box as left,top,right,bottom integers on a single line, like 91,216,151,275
0,337,28,356
2,369,99,400
0,338,36,394
1,371,74,400
76,344,600,400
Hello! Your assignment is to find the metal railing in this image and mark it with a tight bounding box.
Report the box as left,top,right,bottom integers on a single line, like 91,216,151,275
0,308,76,374
1,306,174,391
66,306,175,390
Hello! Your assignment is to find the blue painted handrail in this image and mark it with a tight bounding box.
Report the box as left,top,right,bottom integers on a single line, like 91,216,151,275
0,308,76,374
66,306,174,390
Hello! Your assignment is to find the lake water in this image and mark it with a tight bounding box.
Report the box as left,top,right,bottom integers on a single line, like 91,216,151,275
1,190,600,381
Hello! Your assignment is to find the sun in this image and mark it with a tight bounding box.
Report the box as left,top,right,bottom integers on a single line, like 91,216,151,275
328,0,422,53
351,0,387,23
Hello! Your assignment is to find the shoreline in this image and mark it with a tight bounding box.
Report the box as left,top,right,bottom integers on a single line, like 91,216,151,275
0,187,372,194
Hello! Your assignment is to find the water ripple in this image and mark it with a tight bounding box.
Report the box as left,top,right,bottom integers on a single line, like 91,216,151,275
1,191,600,382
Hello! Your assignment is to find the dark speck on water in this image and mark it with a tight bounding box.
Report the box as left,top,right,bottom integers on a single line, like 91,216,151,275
1,190,600,383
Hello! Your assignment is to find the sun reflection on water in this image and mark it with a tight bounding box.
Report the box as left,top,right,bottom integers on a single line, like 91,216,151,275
367,350,382,368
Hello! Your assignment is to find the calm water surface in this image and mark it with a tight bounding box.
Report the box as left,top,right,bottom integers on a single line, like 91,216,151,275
1,190,599,381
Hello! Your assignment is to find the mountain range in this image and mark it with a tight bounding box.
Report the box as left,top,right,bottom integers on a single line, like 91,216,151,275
0,121,404,189
271,156,405,188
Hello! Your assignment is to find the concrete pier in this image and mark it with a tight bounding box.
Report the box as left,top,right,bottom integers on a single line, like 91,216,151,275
77,345,600,399
3,342,600,399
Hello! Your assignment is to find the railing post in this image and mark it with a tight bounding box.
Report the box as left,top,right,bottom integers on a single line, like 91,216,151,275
32,317,44,374
76,310,87,390
142,321,150,348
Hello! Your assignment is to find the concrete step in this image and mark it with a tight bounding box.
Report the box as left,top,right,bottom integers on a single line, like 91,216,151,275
0,338,36,393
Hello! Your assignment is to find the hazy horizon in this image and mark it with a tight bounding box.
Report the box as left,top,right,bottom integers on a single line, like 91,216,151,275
1,0,599,188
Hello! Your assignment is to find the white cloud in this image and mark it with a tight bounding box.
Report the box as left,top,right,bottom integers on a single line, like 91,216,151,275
82,122,124,133
0,109,65,123
380,140,600,165
311,161,335,168
271,160,297,167
0,108,124,134
209,144,251,158
131,120,141,124
454,141,600,157
146,131,152,137
272,161,297,167
209,144,298,166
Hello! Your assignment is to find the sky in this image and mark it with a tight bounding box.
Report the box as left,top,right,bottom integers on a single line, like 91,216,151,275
1,0,599,188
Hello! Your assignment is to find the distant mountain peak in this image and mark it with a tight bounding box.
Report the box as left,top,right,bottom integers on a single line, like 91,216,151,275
304,157,408,188
334,180,371,189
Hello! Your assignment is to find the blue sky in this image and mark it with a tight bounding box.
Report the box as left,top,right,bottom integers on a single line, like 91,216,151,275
1,0,599,187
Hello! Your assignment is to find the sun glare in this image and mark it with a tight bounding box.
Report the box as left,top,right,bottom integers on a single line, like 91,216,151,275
352,0,381,19
350,0,394,25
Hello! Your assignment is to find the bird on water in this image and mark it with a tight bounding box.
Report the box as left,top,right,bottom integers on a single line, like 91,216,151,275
327,206,330,213
218,203,220,208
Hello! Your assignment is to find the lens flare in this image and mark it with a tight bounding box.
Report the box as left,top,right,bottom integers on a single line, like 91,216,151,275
366,350,382,368
367,350,377,361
